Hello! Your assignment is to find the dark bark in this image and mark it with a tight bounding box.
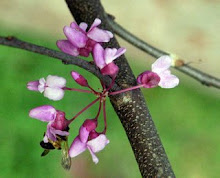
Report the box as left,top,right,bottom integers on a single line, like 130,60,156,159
65,0,175,177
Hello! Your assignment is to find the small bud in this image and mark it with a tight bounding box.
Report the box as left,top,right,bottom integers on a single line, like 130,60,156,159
137,71,160,88
71,71,89,87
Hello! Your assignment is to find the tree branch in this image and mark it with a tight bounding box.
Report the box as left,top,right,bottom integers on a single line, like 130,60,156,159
65,0,175,177
107,19,220,89
0,36,120,91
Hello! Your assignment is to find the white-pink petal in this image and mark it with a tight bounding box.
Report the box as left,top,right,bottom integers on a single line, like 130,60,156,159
87,134,110,153
105,48,126,64
29,105,56,122
93,44,106,69
158,71,179,88
79,22,88,32
152,55,172,74
87,27,113,42
89,18,101,31
38,78,46,93
44,87,65,101
87,146,99,164
46,75,66,88
69,136,87,158
104,48,117,64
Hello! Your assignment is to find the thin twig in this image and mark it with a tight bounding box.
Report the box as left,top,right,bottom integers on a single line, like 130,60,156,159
107,18,220,89
0,36,120,91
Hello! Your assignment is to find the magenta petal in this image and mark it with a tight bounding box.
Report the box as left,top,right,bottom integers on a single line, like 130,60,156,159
100,62,119,76
27,80,39,91
69,136,87,158
57,40,79,56
93,43,105,69
79,126,90,143
64,26,88,48
87,27,113,42
87,134,110,153
152,55,172,74
29,105,56,122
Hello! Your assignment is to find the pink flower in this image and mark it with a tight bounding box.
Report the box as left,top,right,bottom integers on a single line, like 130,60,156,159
69,119,109,164
137,56,179,88
27,75,66,101
71,71,89,87
57,18,113,57
93,43,126,76
29,105,69,143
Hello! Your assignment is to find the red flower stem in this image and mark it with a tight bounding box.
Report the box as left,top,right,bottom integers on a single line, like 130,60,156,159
102,100,107,134
100,79,106,90
95,98,102,120
106,76,116,92
64,87,93,94
68,97,100,124
108,84,145,96
88,86,99,95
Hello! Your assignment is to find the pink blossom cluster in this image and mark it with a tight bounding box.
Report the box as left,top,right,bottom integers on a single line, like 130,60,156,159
27,18,179,170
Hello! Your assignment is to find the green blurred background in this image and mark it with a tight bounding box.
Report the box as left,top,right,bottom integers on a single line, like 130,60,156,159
0,0,219,178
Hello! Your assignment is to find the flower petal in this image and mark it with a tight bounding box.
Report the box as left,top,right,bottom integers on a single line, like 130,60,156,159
158,70,179,88
93,43,105,69
105,48,126,64
152,55,172,74
51,127,69,136
87,134,109,153
79,126,90,143
79,22,88,32
88,18,101,31
29,105,56,122
38,78,46,93
46,75,66,88
44,88,65,101
104,48,117,64
69,136,87,158
56,40,79,56
87,27,113,42
44,123,57,142
87,146,99,164
27,80,40,91
64,26,87,48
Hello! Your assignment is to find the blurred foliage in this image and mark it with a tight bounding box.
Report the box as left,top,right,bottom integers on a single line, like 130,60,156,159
0,29,219,178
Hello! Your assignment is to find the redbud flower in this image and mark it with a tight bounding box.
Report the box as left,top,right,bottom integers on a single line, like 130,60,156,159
27,75,66,101
71,71,89,87
137,56,179,88
93,43,126,76
69,119,109,164
57,18,113,57
29,105,69,143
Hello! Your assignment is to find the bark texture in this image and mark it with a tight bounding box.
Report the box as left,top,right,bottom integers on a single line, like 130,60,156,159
65,0,175,177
